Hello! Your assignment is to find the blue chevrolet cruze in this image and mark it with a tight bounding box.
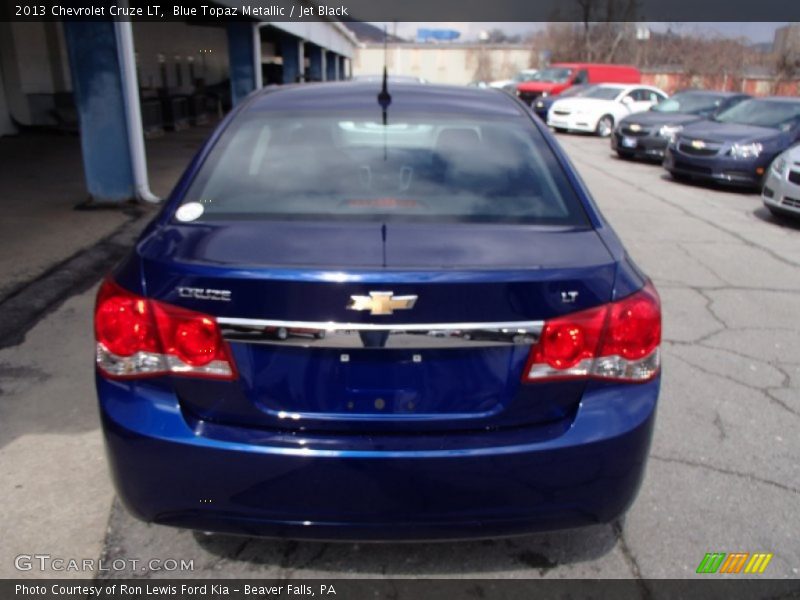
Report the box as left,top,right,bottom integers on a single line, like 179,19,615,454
664,97,800,189
95,81,661,541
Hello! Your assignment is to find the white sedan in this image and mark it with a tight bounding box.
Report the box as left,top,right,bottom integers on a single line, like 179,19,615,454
547,84,668,137
762,144,800,220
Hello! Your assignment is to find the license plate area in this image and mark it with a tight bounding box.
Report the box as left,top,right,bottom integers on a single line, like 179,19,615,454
230,343,530,419
621,136,638,148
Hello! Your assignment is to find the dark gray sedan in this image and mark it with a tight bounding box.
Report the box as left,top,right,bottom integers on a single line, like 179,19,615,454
612,90,750,161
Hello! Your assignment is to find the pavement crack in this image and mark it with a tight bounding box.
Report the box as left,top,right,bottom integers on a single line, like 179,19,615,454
691,286,731,332
277,540,300,580
712,411,727,441
651,455,800,495
297,544,329,570
569,152,800,270
231,538,252,560
612,521,651,599
664,348,800,420
764,389,800,419
675,242,731,287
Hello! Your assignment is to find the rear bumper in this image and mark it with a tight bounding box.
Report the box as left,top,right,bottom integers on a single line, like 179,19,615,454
98,376,659,541
664,147,767,188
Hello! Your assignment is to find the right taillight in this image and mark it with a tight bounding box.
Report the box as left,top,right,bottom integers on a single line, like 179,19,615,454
94,279,237,380
523,282,661,383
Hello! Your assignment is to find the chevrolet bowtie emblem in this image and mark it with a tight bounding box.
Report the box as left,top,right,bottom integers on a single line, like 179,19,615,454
629,123,641,132
691,139,706,149
347,291,418,315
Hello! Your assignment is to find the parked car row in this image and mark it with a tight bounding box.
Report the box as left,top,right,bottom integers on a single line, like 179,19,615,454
547,88,800,220
472,61,800,219
663,97,800,194
528,76,800,220
612,90,750,160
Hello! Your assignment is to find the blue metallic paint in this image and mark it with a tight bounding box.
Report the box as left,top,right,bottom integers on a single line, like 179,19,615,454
99,374,658,540
99,83,658,539
664,113,800,189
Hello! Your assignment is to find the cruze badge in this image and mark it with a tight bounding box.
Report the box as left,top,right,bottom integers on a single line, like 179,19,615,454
177,287,231,302
691,139,706,149
347,291,417,315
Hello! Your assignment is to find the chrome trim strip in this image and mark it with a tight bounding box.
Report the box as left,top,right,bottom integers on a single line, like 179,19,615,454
217,317,543,332
217,318,544,348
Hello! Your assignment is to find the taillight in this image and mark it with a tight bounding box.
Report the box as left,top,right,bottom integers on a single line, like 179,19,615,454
523,282,661,383
94,279,236,380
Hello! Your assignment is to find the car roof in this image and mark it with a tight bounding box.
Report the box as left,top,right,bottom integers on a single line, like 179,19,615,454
245,81,524,117
674,89,746,97
549,63,637,69
591,84,644,92
750,96,800,104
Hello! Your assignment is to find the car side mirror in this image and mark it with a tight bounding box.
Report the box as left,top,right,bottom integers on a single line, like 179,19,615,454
621,96,634,106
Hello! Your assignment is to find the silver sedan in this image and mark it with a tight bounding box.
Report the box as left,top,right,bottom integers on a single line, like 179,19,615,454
762,144,800,219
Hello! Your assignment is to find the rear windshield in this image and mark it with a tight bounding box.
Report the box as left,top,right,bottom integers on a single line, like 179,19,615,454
178,112,589,226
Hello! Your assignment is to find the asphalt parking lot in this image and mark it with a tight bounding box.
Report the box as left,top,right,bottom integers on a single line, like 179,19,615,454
1,130,798,584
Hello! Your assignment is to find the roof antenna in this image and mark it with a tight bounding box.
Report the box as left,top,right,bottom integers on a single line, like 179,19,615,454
377,24,391,160
377,25,392,119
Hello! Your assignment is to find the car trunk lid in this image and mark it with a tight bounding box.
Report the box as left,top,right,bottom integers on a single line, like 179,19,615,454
139,221,617,433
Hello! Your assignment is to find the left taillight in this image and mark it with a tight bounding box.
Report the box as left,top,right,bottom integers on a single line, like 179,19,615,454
522,281,661,383
94,279,237,380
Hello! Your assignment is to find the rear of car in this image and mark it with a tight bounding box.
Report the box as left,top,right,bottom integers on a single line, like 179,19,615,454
95,82,661,540
762,145,800,218
612,91,750,161
664,97,800,189
516,63,641,106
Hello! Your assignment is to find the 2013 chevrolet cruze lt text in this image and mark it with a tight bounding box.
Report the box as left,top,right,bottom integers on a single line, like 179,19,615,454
94,81,661,541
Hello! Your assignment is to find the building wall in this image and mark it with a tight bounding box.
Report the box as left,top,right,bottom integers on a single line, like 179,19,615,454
132,22,229,91
0,62,15,136
0,21,72,126
354,44,535,85
642,71,800,97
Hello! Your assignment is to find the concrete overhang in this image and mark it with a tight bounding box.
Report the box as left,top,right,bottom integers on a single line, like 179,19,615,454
215,1,358,57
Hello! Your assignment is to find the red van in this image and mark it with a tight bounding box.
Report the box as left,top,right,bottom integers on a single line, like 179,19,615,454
515,63,641,105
